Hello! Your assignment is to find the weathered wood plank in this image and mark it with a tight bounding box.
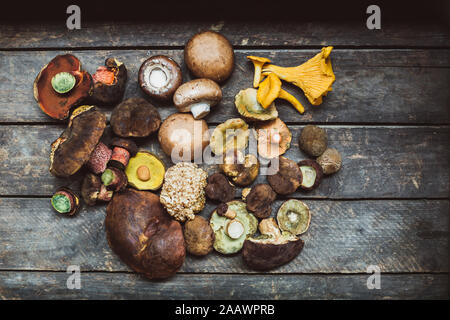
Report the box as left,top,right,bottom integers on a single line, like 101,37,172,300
0,272,447,300
0,125,448,198
0,198,447,273
0,22,448,49
0,49,449,124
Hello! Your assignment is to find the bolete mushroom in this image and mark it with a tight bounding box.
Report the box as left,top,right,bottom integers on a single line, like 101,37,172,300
51,187,80,216
242,218,304,271
234,88,278,122
90,58,127,106
210,118,249,155
34,54,93,120
220,151,259,187
81,173,113,206
245,184,277,219
256,117,292,159
158,113,210,162
184,216,214,256
50,105,106,178
108,138,138,170
205,172,235,203
277,199,311,235
101,167,128,192
209,201,258,255
86,142,112,175
125,151,166,191
317,148,342,175
298,159,323,191
298,125,328,157
267,156,302,195
110,97,161,138
138,55,182,100
185,31,234,83
173,79,222,119
105,188,185,280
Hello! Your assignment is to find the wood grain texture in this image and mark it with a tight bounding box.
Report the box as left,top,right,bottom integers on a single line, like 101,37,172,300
0,50,449,124
0,22,449,49
0,272,447,300
0,125,448,198
0,198,447,273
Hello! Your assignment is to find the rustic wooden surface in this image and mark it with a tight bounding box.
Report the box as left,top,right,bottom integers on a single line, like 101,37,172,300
0,20,449,300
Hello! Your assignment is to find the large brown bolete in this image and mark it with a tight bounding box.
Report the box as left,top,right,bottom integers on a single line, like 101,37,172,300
105,189,186,280
267,156,302,195
50,106,106,178
90,58,127,106
34,54,93,120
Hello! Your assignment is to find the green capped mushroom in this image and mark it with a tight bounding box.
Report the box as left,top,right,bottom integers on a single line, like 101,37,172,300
235,88,278,122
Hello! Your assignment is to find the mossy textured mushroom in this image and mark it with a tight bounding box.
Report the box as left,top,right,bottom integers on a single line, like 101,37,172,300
184,216,215,256
267,156,302,195
277,199,311,235
90,58,127,106
298,125,328,157
105,189,185,280
234,88,278,122
50,105,106,178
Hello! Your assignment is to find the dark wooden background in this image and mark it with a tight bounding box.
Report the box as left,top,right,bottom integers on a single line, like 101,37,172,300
0,3,449,299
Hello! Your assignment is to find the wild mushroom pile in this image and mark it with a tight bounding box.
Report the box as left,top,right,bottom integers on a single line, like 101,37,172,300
36,30,343,280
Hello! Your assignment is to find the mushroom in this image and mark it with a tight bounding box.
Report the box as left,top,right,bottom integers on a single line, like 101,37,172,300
138,55,182,100
90,58,127,106
216,203,237,220
34,54,93,120
298,125,328,157
267,156,302,195
108,138,138,170
277,199,311,235
256,118,292,159
173,79,222,119
105,188,185,280
242,218,304,271
160,162,208,222
158,113,210,162
245,184,277,219
86,142,112,175
220,151,259,187
110,97,161,138
50,187,81,216
81,173,113,206
101,167,128,192
298,159,323,191
184,31,234,83
247,56,271,88
209,201,258,255
317,148,342,175
125,151,166,191
50,105,106,178
234,88,278,122
184,216,214,256
205,173,236,203
210,118,249,155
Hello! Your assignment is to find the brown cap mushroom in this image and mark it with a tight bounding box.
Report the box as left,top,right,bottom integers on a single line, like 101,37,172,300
105,189,185,280
184,31,234,83
257,118,292,159
173,79,222,119
245,184,277,219
139,55,182,100
34,54,93,120
267,156,302,195
110,97,161,138
50,106,106,178
101,167,128,192
205,172,236,203
81,173,113,206
317,148,342,175
158,113,210,162
220,152,259,187
298,125,328,157
184,216,214,256
90,57,127,106
298,159,323,191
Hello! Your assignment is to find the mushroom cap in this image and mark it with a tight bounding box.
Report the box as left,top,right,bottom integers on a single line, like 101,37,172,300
205,172,236,203
34,54,93,120
234,88,278,122
105,188,185,280
184,31,234,83
89,57,127,106
220,153,260,187
210,118,249,155
245,184,277,219
298,159,323,191
81,173,103,206
110,97,161,138
158,113,210,162
184,216,215,256
267,156,302,195
316,148,342,175
125,151,166,191
138,55,182,100
173,78,222,112
277,199,311,235
50,106,106,178
298,125,328,157
257,118,292,159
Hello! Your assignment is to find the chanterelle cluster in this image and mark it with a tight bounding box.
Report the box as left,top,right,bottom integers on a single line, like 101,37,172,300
160,162,208,222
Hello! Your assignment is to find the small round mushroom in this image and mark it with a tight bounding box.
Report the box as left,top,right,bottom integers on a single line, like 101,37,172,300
158,113,210,162
81,173,113,206
205,173,236,203
184,216,214,256
277,199,311,235
139,55,182,100
90,57,127,106
184,31,234,83
298,125,328,157
317,148,342,175
267,156,302,195
245,184,277,219
108,138,138,170
110,97,161,138
220,152,259,187
298,159,323,191
101,167,128,192
173,79,222,119
86,142,112,175
51,187,80,216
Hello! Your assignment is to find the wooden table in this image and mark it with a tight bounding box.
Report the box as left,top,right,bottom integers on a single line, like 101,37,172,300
0,20,449,300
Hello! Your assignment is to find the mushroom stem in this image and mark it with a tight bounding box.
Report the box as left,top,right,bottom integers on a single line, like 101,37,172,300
190,102,211,119
98,185,114,202
226,219,245,239
278,89,305,114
